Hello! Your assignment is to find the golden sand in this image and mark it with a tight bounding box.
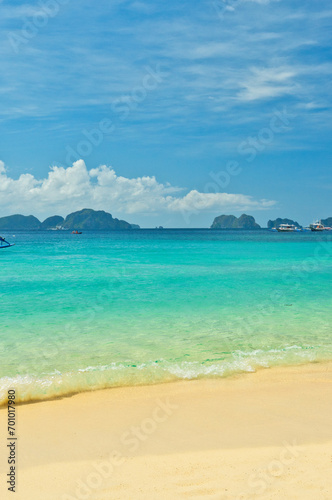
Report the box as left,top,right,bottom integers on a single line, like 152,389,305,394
0,362,331,499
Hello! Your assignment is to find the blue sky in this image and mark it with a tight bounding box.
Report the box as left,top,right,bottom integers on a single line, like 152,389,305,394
0,0,331,227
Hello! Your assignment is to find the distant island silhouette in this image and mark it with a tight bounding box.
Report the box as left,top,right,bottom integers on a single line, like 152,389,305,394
0,209,331,230
0,209,140,231
211,214,261,229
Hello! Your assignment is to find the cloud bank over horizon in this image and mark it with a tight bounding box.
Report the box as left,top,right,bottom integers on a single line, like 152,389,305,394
0,160,275,223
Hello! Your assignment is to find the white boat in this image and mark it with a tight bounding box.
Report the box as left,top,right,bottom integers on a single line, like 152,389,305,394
309,221,325,231
277,224,297,232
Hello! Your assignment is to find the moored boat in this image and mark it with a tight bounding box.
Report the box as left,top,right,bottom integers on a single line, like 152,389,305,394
277,224,297,232
309,221,325,231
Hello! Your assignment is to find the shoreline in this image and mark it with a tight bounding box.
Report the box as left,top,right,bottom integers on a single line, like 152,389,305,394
1,362,332,499
1,358,332,408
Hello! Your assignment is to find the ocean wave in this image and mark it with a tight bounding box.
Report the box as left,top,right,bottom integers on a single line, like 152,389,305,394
0,345,329,405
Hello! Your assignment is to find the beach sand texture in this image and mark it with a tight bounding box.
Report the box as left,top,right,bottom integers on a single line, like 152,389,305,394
0,362,331,499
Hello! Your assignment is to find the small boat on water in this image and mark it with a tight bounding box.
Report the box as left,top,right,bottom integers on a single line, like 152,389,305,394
72,230,82,234
309,221,325,231
0,236,15,249
277,224,298,232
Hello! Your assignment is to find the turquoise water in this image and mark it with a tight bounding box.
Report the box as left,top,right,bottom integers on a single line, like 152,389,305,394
0,230,331,404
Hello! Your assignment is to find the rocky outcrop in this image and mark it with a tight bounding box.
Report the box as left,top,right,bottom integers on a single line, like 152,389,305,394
267,218,302,229
62,209,133,230
211,214,261,229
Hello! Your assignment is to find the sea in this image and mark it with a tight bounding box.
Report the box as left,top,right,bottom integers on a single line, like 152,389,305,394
0,229,331,404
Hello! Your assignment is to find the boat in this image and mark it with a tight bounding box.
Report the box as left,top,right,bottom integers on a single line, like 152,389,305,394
309,221,325,232
0,236,15,249
72,230,82,234
277,224,297,232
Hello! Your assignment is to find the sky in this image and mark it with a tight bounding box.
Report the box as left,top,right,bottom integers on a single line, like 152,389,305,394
0,0,331,227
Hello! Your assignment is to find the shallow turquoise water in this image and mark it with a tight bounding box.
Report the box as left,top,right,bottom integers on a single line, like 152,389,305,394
0,230,331,403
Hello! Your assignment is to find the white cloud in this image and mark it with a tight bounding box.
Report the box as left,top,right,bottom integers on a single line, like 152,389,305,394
237,67,297,102
167,190,274,212
0,160,275,221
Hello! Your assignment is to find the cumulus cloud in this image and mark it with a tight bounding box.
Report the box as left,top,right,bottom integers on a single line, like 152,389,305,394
0,160,275,220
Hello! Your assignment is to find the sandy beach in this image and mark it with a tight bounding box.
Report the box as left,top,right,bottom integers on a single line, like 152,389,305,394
0,362,331,500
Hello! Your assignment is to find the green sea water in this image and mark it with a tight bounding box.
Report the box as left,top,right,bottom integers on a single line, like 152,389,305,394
0,229,331,404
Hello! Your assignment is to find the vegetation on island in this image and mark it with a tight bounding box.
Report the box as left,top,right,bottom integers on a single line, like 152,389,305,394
39,216,65,230
0,214,41,230
62,209,133,230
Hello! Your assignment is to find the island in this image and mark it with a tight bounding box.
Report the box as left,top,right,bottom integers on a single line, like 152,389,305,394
211,214,261,229
39,216,65,230
62,209,135,230
0,214,41,231
0,209,140,231
267,218,302,229
322,217,332,227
